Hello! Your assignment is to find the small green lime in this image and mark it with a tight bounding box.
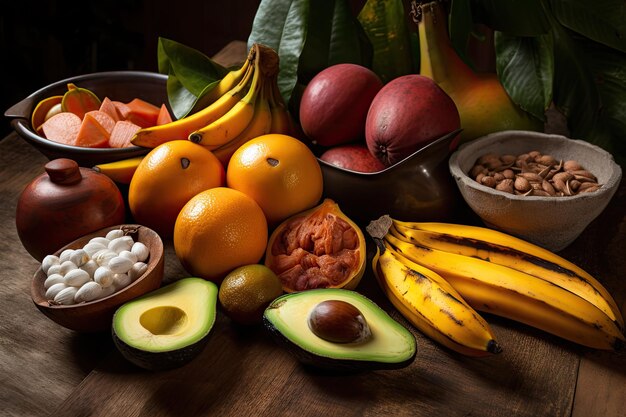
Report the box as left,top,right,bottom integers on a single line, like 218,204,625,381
218,264,283,325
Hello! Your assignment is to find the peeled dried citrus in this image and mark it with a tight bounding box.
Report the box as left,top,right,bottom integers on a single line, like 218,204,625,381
265,199,366,293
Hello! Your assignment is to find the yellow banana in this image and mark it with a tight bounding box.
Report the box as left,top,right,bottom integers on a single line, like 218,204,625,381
384,229,625,350
130,49,255,149
372,240,501,357
188,45,262,148
92,156,144,184
212,78,273,166
392,220,624,330
267,75,291,135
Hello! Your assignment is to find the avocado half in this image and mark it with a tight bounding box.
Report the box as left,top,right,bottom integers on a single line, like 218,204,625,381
112,277,218,371
263,288,416,371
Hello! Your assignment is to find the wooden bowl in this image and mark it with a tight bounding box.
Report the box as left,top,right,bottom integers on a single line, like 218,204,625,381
31,224,164,332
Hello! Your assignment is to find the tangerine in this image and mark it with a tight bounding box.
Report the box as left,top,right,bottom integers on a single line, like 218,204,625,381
173,187,268,283
128,140,224,238
226,134,323,226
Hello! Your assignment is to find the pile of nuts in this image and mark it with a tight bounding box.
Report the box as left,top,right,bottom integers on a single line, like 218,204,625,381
469,151,602,197
41,228,150,305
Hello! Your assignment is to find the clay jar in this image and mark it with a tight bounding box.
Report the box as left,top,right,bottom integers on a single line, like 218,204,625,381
16,158,126,261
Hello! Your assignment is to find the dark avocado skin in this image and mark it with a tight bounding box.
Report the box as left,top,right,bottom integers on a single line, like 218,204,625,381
263,316,416,372
112,327,212,371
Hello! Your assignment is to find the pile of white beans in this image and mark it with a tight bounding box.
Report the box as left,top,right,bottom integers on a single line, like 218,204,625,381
41,229,150,305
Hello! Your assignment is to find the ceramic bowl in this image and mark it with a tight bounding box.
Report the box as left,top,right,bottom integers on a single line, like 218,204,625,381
316,129,462,227
5,71,167,166
31,224,164,332
449,130,622,251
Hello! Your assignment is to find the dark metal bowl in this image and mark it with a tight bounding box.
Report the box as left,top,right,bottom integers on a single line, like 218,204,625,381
5,71,167,166
316,130,462,226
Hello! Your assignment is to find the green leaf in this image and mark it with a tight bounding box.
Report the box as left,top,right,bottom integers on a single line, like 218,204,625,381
247,0,309,104
358,0,414,83
298,0,373,84
165,71,198,120
549,0,626,53
495,32,554,121
471,0,550,36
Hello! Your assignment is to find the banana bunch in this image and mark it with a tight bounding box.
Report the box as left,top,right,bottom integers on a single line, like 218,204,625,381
369,216,625,353
131,43,292,165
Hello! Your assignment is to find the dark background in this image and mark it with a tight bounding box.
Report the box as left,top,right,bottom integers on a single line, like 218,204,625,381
0,0,261,137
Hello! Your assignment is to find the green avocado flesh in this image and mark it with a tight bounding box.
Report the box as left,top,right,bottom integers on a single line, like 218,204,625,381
264,288,416,370
112,278,217,369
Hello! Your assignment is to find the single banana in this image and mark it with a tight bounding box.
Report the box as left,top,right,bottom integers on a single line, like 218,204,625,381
212,78,273,166
92,156,144,184
130,49,255,149
384,230,625,350
372,240,501,357
392,220,624,330
188,45,262,148
267,75,291,135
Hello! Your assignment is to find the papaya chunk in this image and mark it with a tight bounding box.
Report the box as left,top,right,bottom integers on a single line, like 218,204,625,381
84,110,116,134
61,83,102,119
99,97,121,122
113,101,131,120
110,121,141,148
75,113,110,148
126,98,161,128
40,112,82,145
156,104,173,125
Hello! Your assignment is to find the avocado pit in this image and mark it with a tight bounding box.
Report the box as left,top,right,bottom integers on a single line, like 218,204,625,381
308,300,371,344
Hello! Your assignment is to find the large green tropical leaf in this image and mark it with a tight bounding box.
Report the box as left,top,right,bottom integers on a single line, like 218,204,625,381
358,0,414,83
495,32,554,121
448,0,474,65
549,0,626,53
471,0,550,36
247,0,309,104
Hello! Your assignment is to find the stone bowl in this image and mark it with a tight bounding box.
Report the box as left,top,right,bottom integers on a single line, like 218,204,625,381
5,71,167,166
31,224,164,332
449,130,622,251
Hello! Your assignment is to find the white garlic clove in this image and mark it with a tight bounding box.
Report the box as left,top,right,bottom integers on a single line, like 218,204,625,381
69,249,89,267
89,237,110,247
46,264,62,277
94,266,114,287
128,262,148,281
44,274,65,289
45,283,68,300
105,229,125,241
130,242,150,262
54,286,78,305
59,249,74,263
80,260,99,278
41,255,60,275
64,269,91,287
83,242,107,257
119,250,138,264
59,260,78,275
92,249,117,266
108,256,134,274
108,236,134,254
112,273,132,291
99,284,116,299
74,281,103,303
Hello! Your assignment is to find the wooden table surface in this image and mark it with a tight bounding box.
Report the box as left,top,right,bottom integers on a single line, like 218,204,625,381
2,43,625,417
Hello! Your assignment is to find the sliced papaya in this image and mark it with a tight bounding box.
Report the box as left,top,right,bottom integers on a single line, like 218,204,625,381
84,110,116,134
265,199,366,293
40,112,82,145
125,98,161,128
75,113,110,148
112,101,131,120
31,95,63,131
109,120,141,148
61,83,102,119
156,104,173,125
99,97,121,122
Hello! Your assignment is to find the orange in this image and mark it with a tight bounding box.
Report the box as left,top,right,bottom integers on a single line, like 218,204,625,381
226,134,323,226
173,187,268,283
128,140,224,238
